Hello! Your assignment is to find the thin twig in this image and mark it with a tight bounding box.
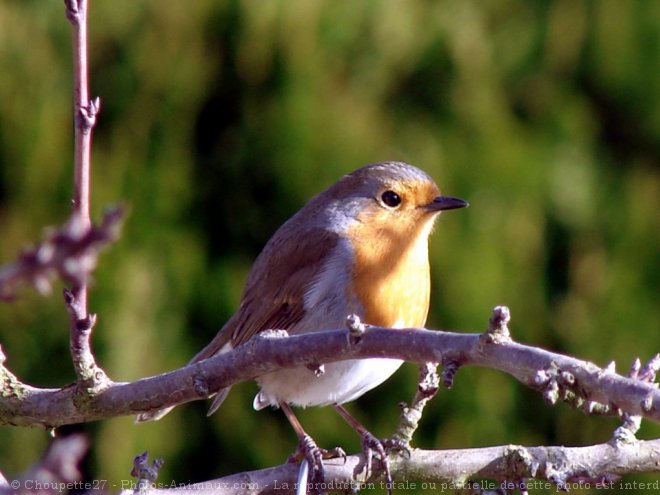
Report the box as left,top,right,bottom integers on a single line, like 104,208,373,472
391,362,439,447
0,207,125,300
130,452,165,493
64,0,102,385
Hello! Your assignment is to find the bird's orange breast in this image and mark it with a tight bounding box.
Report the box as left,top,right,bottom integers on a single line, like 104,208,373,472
346,217,434,329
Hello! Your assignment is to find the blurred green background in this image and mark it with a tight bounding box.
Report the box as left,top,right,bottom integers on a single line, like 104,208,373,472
0,0,658,493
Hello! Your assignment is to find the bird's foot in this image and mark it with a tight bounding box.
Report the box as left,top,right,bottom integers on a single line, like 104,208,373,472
288,434,346,493
381,437,412,458
359,431,392,491
359,434,411,495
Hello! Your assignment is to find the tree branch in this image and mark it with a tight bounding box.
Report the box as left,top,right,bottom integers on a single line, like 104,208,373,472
63,0,102,387
0,308,658,428
0,435,88,495
120,439,660,495
0,207,125,301
391,362,439,447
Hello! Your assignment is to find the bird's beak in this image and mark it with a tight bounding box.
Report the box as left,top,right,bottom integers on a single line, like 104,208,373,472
425,195,469,212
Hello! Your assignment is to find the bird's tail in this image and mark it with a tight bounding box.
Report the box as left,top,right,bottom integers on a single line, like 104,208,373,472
135,386,232,422
136,405,176,422
135,325,235,423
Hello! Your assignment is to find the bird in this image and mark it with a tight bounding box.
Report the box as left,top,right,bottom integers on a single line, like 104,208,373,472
137,161,468,486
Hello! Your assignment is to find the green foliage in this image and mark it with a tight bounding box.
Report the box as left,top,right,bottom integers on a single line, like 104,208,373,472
0,1,658,493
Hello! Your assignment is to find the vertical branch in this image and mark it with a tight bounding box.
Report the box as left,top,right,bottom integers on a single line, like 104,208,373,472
391,362,440,447
67,0,93,226
64,0,103,386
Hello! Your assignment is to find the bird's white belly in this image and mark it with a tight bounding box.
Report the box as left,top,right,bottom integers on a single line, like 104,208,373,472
254,358,403,409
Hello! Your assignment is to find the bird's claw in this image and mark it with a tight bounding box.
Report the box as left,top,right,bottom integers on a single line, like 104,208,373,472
382,437,412,459
358,431,395,494
358,434,411,495
288,434,346,493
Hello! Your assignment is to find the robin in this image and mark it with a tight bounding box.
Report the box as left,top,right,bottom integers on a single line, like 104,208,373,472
137,161,468,486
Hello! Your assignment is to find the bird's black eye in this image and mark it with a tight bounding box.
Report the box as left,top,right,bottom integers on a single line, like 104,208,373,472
381,190,402,208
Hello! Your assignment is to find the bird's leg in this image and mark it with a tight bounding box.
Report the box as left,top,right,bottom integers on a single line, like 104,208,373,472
333,404,404,494
281,403,346,492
